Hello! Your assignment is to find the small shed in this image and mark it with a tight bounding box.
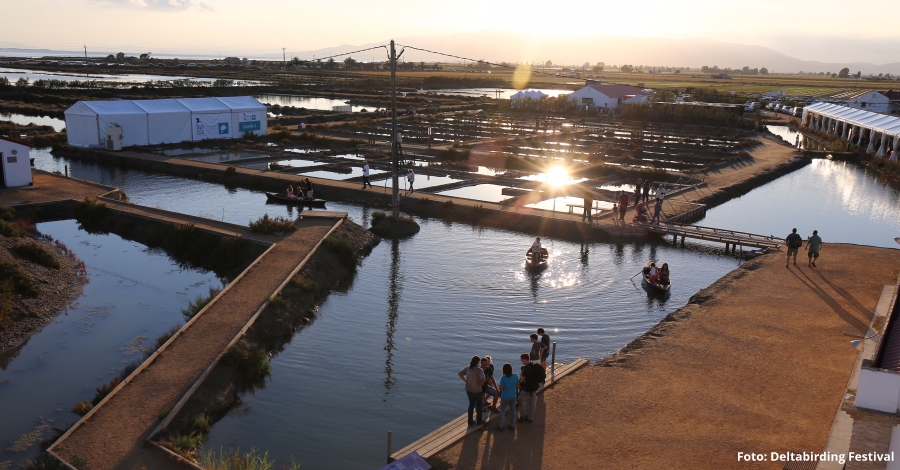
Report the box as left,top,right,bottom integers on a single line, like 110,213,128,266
0,136,33,187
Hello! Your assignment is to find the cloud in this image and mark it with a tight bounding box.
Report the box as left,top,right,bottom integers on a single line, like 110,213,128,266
100,0,212,11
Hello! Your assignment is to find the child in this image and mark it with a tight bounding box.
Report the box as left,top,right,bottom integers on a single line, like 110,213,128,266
612,204,619,226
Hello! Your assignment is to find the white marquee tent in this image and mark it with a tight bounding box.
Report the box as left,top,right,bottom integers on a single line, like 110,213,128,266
803,102,900,158
133,99,192,145
65,96,267,148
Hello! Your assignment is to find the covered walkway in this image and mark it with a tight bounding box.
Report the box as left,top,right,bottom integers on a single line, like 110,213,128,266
802,102,900,159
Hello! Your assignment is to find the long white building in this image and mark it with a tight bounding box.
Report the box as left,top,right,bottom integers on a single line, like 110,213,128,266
566,84,649,110
65,96,267,148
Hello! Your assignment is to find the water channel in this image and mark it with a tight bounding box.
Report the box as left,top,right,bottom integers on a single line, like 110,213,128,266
11,148,900,468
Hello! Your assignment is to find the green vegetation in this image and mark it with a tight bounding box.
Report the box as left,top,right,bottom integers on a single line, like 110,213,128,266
171,430,203,457
225,166,237,176
153,324,182,350
19,453,74,470
182,288,220,321
0,205,13,221
371,210,386,222
13,242,60,269
224,346,272,384
198,447,300,470
249,214,296,234
72,401,94,416
267,294,290,311
91,376,122,405
322,235,357,270
75,197,109,226
191,415,211,434
288,275,316,292
0,219,27,237
0,261,40,298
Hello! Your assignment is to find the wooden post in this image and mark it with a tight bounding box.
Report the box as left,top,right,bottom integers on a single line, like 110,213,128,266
387,430,393,464
725,242,729,251
551,342,557,387
680,235,685,247
673,234,677,246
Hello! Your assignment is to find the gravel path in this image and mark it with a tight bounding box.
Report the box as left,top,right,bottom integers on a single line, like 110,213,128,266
51,216,340,470
436,244,900,469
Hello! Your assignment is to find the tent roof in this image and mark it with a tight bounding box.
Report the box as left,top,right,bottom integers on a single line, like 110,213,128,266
806,101,900,136
176,97,231,113
81,100,147,116
132,98,190,114
215,96,265,111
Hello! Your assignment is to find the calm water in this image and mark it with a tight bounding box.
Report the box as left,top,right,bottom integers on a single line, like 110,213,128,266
27,150,900,468
435,184,512,203
427,88,572,99
0,220,222,467
255,94,368,112
0,67,219,84
0,113,66,132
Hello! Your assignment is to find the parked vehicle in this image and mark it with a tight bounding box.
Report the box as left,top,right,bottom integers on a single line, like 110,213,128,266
793,107,804,117
782,106,794,115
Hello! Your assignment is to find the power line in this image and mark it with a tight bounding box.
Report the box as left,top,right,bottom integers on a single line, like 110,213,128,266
295,44,389,63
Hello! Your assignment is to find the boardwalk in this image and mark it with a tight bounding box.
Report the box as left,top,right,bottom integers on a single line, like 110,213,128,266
644,222,782,249
48,209,345,470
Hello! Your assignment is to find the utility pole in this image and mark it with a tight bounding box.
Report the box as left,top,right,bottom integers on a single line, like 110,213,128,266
390,40,401,217
282,47,286,66
83,45,87,59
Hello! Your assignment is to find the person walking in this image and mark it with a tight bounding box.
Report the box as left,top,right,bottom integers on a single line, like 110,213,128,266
650,198,663,225
617,191,630,222
361,160,372,189
807,230,824,267
458,355,487,427
785,228,803,267
642,179,651,202
582,189,594,223
538,328,551,370
518,353,545,423
495,363,519,432
406,169,415,193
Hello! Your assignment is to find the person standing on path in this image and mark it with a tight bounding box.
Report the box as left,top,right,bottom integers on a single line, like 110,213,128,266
361,160,372,189
458,355,487,427
538,328,551,370
642,179,651,202
529,333,543,364
656,183,666,201
495,363,519,432
785,228,803,267
650,198,663,225
582,189,594,223
406,169,415,193
481,356,500,413
807,230,824,267
518,353,545,423
617,191,630,222
611,204,619,226
633,180,642,208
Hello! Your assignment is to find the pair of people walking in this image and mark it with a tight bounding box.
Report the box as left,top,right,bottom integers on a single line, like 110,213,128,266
785,228,824,267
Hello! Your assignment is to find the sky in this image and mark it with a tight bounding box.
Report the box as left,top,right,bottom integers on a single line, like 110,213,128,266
3,0,899,64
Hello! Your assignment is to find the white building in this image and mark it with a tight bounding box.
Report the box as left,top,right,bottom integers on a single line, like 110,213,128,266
510,90,548,107
566,84,650,110
0,136,33,188
846,90,900,115
65,96,267,148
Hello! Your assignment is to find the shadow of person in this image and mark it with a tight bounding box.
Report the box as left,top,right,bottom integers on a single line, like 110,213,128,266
454,393,548,469
788,268,869,334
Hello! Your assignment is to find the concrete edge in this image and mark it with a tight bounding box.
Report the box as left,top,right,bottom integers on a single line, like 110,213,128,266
145,217,345,451
47,240,279,462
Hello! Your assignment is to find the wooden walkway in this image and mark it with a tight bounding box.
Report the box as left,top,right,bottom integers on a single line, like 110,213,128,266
643,222,782,249
48,206,346,470
390,358,589,461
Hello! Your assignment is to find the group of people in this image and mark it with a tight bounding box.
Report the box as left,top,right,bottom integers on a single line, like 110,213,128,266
458,328,552,430
358,159,416,193
645,262,671,285
785,228,824,267
610,179,667,226
285,178,314,200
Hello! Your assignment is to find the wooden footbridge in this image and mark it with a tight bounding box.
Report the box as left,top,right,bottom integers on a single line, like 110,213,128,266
643,222,782,251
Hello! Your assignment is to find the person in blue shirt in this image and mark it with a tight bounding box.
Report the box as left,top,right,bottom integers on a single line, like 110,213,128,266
495,363,519,431
807,230,824,267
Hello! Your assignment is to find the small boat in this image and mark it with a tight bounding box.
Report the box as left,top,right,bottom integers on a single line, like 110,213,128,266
525,248,549,269
641,264,671,292
264,192,327,208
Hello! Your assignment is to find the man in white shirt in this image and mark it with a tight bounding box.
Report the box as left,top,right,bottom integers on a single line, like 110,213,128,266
361,160,372,189
656,184,666,201
530,237,543,261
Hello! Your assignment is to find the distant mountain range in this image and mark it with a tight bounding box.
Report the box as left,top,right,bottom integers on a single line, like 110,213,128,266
4,32,900,75
291,32,900,76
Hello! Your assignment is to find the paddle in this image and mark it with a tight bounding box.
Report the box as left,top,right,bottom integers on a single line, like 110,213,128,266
629,260,657,280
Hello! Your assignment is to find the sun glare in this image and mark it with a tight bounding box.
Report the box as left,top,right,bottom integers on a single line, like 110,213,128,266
546,167,569,186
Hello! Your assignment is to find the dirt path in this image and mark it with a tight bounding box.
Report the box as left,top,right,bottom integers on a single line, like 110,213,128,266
1,171,115,206
50,216,341,470
436,244,900,469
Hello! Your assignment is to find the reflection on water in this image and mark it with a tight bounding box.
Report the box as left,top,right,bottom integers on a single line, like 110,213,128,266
254,94,368,112
767,125,805,149
0,112,66,132
700,159,900,248
383,239,401,399
435,183,511,202
0,220,220,467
